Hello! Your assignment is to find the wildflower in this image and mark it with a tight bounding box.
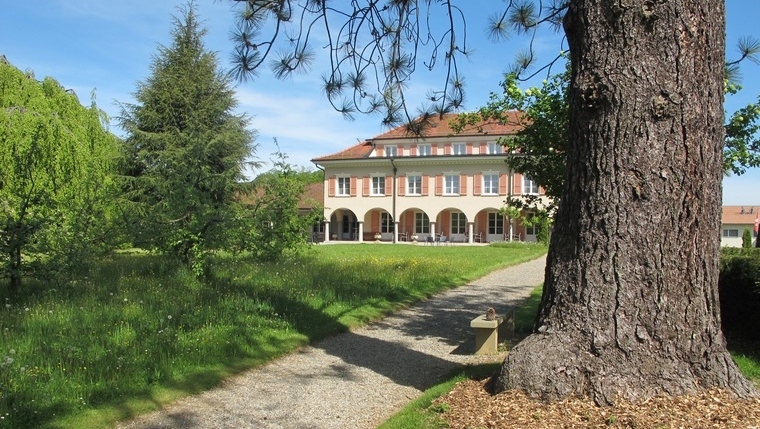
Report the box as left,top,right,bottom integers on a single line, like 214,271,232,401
167,315,172,320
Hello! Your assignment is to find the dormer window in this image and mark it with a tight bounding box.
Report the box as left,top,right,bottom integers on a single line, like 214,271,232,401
385,146,398,157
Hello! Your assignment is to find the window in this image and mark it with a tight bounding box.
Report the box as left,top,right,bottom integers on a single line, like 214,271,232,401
415,212,430,234
385,146,398,157
444,174,460,195
407,175,422,195
483,174,499,195
451,212,466,235
371,176,386,195
723,229,740,238
336,176,350,196
525,213,537,236
381,212,395,233
488,212,504,235
418,144,431,156
453,142,466,155
487,141,502,154
523,176,539,195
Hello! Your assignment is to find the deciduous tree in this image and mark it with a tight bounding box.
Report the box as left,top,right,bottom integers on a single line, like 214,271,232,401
0,57,120,293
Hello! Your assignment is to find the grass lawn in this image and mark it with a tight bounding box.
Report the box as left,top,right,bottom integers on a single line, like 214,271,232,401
0,242,546,429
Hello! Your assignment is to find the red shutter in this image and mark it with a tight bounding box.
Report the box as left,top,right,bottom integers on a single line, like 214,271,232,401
328,177,336,197
502,173,510,196
410,145,417,156
474,174,482,196
460,174,467,195
466,143,473,155
435,175,443,196
444,144,452,155
513,173,522,195
376,146,384,157
363,176,370,196
385,175,392,195
350,176,357,196
398,175,406,196
480,142,487,154
422,175,430,195
371,211,380,231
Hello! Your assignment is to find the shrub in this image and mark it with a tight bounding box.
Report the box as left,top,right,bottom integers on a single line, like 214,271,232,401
719,248,760,340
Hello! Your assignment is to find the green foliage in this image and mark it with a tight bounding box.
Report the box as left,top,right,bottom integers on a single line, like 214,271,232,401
454,63,760,213
0,244,546,428
245,147,323,261
719,247,760,340
118,4,257,272
0,58,121,293
743,228,754,248
724,92,760,175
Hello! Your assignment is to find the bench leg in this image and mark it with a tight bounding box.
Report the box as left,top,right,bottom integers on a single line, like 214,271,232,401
473,327,499,355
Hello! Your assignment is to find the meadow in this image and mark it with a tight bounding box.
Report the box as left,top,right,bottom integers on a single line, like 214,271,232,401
0,242,547,429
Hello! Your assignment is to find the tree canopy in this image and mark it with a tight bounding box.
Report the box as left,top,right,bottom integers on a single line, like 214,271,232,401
119,4,257,272
0,57,120,293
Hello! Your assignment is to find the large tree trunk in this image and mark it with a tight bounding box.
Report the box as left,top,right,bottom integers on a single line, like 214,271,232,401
494,0,757,404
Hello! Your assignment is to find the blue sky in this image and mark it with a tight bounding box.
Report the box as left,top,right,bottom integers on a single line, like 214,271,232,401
1,1,759,205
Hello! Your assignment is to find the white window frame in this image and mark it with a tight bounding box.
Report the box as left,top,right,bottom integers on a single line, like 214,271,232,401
723,229,739,238
371,175,386,196
487,141,502,154
444,173,460,195
483,172,499,195
488,212,504,235
407,174,422,195
418,144,431,156
453,142,466,155
451,212,466,235
523,176,539,195
336,176,350,196
381,212,395,233
415,212,430,234
385,145,398,157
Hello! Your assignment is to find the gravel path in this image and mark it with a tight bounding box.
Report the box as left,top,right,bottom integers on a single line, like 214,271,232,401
116,255,546,429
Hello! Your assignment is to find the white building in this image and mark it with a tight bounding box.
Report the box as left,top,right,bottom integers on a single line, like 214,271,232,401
311,113,550,243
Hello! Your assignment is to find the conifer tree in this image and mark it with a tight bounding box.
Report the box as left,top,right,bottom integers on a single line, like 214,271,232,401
120,3,257,272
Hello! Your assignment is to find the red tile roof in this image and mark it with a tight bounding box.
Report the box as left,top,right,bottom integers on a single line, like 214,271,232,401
372,111,523,140
312,112,523,162
722,206,760,225
311,141,374,162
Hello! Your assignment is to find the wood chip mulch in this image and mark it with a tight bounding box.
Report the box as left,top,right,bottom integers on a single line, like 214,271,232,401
433,378,760,428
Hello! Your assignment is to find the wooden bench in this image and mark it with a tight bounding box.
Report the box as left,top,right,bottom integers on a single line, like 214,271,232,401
470,309,515,355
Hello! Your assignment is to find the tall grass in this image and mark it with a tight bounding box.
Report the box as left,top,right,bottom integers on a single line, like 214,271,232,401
0,243,546,429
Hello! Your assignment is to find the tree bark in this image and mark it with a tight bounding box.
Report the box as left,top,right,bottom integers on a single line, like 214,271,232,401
494,0,757,404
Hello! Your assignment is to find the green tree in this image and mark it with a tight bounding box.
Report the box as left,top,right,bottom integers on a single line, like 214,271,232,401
0,57,120,293
119,3,257,272
743,228,754,249
224,0,757,403
244,145,323,261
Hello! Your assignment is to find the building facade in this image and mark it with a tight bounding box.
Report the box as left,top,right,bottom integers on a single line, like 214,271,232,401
311,113,549,243
721,205,759,247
